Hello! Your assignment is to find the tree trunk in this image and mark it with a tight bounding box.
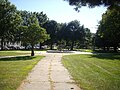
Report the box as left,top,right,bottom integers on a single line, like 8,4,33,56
31,45,34,56
25,45,27,50
1,37,4,50
50,44,53,50
114,46,117,52
103,46,106,51
70,41,74,51
39,42,42,49
50,41,53,50
107,47,109,51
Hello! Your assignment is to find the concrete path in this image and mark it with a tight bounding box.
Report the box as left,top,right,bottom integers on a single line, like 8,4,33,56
17,53,82,90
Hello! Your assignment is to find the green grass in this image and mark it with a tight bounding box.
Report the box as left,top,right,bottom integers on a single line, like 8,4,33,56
0,55,44,90
62,54,120,90
79,49,93,52
0,51,30,56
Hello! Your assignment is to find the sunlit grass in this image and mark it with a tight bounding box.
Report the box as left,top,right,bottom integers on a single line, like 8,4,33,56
0,50,47,56
62,54,120,90
0,51,30,56
0,55,44,90
78,49,93,52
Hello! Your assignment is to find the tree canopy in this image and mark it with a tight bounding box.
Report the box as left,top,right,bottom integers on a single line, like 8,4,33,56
95,5,120,51
0,0,22,50
43,20,59,49
19,11,49,56
0,0,93,52
23,24,49,56
56,20,91,50
65,0,120,10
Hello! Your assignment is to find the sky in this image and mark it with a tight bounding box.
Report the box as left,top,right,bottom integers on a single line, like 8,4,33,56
9,0,107,33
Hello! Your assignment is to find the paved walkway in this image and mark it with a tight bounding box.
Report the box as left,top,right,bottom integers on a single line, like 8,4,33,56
17,52,82,90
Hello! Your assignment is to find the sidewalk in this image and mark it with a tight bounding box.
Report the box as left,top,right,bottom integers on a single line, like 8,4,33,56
17,53,81,90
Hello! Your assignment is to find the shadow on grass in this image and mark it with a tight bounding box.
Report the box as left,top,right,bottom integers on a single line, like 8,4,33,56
93,50,120,53
89,54,120,60
0,56,36,61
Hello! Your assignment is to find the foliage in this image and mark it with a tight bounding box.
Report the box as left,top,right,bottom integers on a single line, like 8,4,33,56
27,24,48,45
64,0,120,11
21,24,49,56
0,0,93,51
65,20,85,50
15,11,49,56
83,28,92,48
62,54,120,90
43,20,59,49
0,0,22,50
57,20,92,50
33,11,48,27
19,11,48,27
95,5,120,51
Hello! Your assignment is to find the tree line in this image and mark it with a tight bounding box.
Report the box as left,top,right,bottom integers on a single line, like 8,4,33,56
94,5,120,52
65,0,120,52
0,0,92,56
0,0,120,55
43,20,92,50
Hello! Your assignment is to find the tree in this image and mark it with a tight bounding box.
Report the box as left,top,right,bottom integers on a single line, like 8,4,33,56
43,20,59,50
18,25,28,49
64,0,120,11
34,11,48,27
19,11,38,47
19,13,49,56
57,21,88,50
33,11,48,49
0,0,22,50
19,11,49,49
65,20,85,50
84,28,92,48
57,23,67,49
95,5,120,52
19,10,31,26
22,24,49,56
95,21,107,50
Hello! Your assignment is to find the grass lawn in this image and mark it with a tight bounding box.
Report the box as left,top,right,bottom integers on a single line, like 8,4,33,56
0,55,44,90
0,51,30,56
62,54,120,90
79,49,93,52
